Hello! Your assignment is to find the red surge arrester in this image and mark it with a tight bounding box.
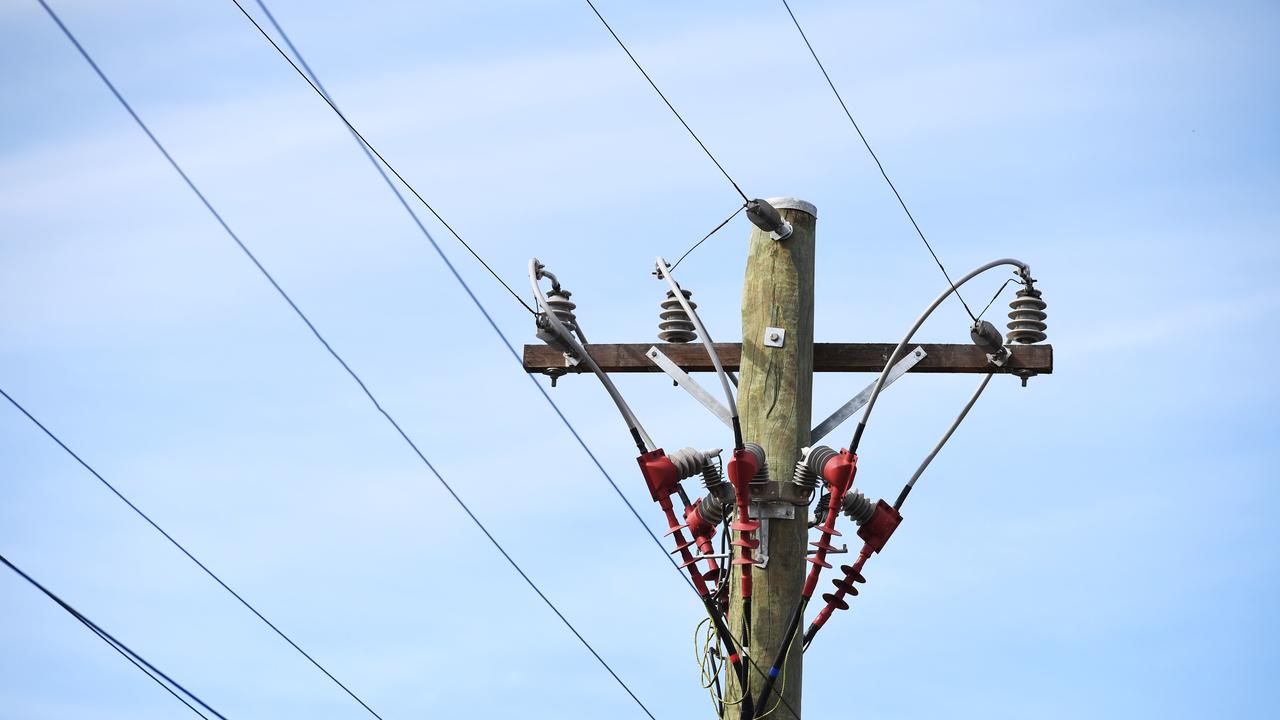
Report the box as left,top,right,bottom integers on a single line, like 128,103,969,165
803,450,857,598
725,447,760,599
805,499,903,643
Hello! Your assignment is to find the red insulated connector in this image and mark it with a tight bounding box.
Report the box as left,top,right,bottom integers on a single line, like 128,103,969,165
806,543,872,641
806,502,904,644
726,446,759,598
802,450,857,598
636,449,679,503
683,500,721,582
636,449,717,596
856,499,903,554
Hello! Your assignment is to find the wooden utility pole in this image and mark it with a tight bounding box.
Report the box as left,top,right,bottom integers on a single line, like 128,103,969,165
722,198,816,719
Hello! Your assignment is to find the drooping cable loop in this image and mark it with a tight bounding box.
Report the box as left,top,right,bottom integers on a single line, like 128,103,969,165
851,259,1036,453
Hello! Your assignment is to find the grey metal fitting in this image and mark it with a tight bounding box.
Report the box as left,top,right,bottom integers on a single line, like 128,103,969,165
746,199,793,241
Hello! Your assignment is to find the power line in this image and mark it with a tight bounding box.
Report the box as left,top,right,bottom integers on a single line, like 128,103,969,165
0,386,382,720
243,0,698,595
37,3,655,716
1,553,227,720
669,203,746,271
976,277,1017,321
779,0,977,321
220,1,532,315
582,0,749,204
88,624,214,720
240,8,798,717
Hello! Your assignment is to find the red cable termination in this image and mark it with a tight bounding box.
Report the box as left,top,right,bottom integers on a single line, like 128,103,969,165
805,499,903,644
726,446,760,599
803,450,858,598
637,449,715,597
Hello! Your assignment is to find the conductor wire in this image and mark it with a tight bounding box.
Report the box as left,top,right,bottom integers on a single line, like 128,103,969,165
227,0,534,315
244,0,703,602
231,9,794,713
583,0,750,203
38,4,655,715
1,553,228,720
669,203,747,272
779,0,976,320
0,385,381,719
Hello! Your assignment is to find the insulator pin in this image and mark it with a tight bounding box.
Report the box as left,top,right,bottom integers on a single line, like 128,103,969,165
658,289,698,343
1006,286,1047,344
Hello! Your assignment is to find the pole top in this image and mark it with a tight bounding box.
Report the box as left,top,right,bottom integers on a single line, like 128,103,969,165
764,197,817,218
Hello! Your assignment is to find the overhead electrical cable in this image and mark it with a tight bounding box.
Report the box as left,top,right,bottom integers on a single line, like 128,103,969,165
668,203,746,271
779,0,976,320
240,8,798,717
205,0,535,315
2,553,228,720
976,277,1016,321
36,3,656,717
582,0,750,203
0,386,382,720
241,0,695,591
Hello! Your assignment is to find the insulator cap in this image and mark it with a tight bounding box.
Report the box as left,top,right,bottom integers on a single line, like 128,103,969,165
1007,286,1047,344
658,289,697,343
545,288,580,335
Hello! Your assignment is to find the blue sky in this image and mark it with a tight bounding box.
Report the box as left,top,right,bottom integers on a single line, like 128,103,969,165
2,0,1277,717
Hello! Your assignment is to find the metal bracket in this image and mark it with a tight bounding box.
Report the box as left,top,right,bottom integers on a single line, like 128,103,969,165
751,503,796,520
750,503,795,568
646,346,733,428
810,346,928,444
763,327,786,348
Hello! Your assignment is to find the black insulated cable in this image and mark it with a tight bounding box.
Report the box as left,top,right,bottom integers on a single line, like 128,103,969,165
1,553,228,720
583,0,750,204
779,0,976,320
36,3,656,716
0,385,381,720
222,1,534,316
